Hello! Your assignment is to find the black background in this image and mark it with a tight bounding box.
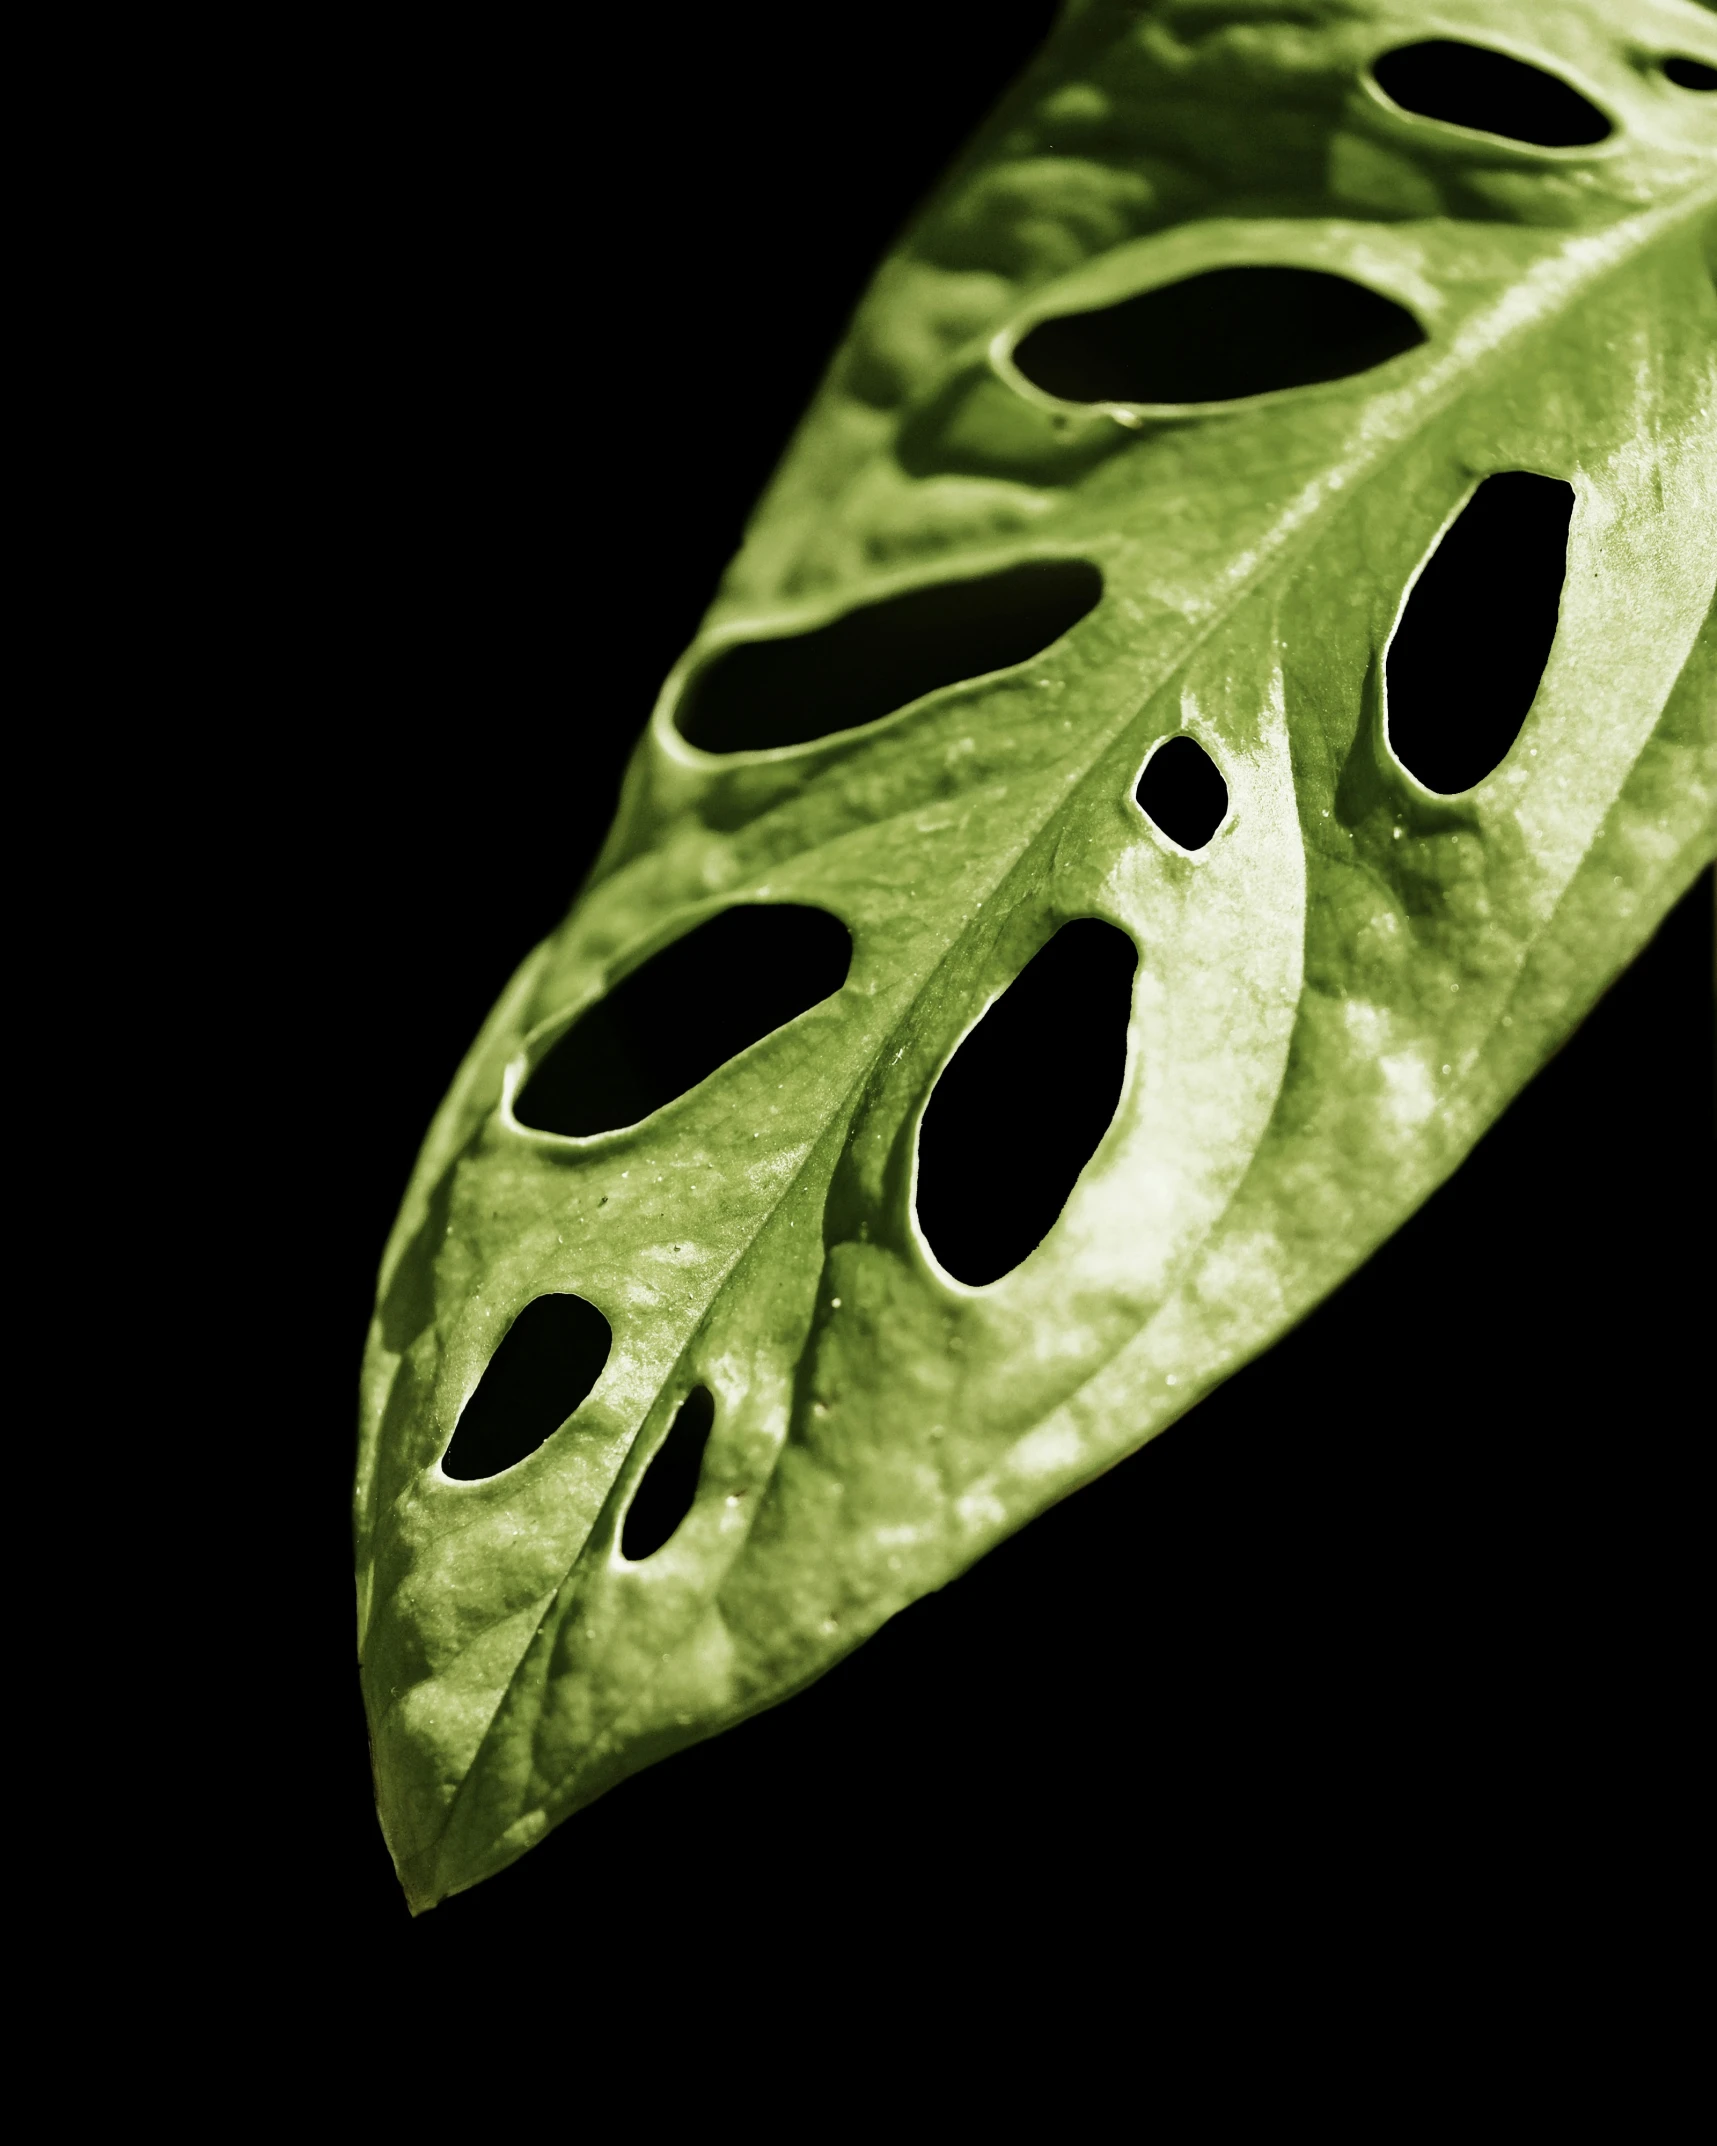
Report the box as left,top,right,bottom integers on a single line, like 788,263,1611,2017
231,4,1711,1983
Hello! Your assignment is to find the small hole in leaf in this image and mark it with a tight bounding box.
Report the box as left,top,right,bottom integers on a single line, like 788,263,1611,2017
915,918,1136,1287
622,1386,716,1560
517,904,852,1136
442,1293,612,1481
676,559,1103,753
1012,268,1425,407
1136,736,1229,850
1386,472,1573,795
1664,56,1717,91
1371,40,1612,146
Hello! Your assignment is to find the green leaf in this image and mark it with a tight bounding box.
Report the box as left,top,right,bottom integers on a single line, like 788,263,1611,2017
356,0,1717,1911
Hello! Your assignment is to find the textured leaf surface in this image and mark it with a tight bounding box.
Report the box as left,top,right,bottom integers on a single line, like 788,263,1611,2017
357,0,1717,1910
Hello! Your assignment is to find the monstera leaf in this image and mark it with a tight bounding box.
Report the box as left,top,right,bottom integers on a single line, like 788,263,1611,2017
357,0,1717,1911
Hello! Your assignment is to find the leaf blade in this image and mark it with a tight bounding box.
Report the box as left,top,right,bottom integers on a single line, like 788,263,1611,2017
357,0,1717,1910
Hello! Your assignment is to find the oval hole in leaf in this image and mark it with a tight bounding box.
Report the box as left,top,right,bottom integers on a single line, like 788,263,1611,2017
1386,472,1574,795
1371,40,1612,146
915,918,1136,1287
1012,267,1426,407
442,1294,612,1481
1663,57,1717,92
1136,735,1229,850
675,559,1103,753
622,1386,716,1560
517,905,852,1136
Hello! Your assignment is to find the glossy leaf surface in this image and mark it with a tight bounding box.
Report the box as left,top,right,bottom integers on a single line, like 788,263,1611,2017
357,0,1717,1911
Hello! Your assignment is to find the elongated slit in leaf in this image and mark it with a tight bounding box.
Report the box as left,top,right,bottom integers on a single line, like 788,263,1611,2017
1136,735,1229,851
442,1294,612,1482
622,1387,716,1560
1386,472,1574,795
915,919,1137,1286
674,559,1103,753
516,904,852,1136
1370,40,1612,145
1011,268,1426,407
1664,58,1717,93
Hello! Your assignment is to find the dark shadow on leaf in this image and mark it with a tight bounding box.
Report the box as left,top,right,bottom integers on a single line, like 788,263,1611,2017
895,363,1133,482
